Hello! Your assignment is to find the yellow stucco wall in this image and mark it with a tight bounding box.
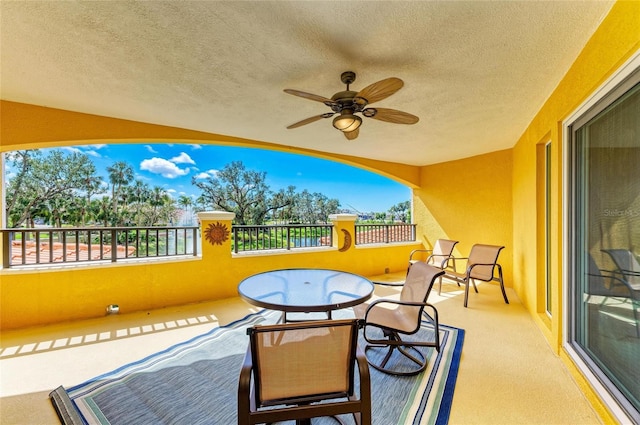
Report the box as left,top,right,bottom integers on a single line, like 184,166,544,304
0,101,421,189
413,149,514,286
514,0,639,342
510,1,640,422
1,214,420,330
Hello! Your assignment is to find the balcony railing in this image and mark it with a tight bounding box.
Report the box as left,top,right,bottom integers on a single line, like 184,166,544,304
232,224,333,253
2,223,416,267
354,223,416,245
2,226,199,267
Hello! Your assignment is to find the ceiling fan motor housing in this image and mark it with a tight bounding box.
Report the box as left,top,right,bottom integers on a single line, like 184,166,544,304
330,90,360,112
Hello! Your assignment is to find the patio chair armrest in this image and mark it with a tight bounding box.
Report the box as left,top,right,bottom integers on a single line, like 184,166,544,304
466,261,499,274
365,298,429,319
237,345,254,417
588,272,631,289
598,270,630,282
427,253,456,269
409,249,433,261
355,345,371,406
450,256,469,261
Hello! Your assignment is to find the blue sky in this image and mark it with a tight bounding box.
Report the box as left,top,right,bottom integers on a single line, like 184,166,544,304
27,144,410,213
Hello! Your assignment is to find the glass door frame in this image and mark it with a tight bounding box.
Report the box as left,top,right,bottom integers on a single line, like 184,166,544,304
562,49,640,424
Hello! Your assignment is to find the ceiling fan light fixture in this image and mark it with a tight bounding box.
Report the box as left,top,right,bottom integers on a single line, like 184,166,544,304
333,112,362,132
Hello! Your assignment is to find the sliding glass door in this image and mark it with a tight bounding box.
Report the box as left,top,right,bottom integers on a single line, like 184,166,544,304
568,69,640,422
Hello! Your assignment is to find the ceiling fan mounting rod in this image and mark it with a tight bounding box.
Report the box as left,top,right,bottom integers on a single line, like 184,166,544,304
340,71,356,89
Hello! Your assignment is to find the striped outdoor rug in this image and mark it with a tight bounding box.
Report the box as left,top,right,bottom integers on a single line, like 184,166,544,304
50,309,464,425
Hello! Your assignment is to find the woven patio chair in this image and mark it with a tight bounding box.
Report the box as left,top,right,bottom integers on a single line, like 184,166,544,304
442,244,508,307
238,319,371,425
354,262,445,376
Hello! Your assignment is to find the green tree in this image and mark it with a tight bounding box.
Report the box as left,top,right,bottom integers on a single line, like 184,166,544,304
106,161,134,226
389,201,411,223
5,150,102,227
78,166,105,225
270,186,297,224
191,161,340,225
191,161,271,225
126,180,151,225
178,195,194,225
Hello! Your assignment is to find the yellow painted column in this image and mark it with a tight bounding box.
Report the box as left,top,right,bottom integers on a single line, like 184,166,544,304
197,211,236,257
329,213,357,252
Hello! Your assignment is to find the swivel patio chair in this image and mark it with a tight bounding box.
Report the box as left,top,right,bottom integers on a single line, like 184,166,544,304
442,244,508,307
238,319,371,425
354,262,445,376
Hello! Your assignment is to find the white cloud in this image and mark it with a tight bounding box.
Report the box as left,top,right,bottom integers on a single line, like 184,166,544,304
145,145,158,153
193,169,219,179
170,152,195,165
62,146,101,157
140,157,190,178
189,144,202,150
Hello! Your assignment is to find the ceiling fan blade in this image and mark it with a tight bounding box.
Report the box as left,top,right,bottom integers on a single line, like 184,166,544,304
344,128,359,140
284,89,335,105
355,77,404,104
364,107,419,124
286,113,334,129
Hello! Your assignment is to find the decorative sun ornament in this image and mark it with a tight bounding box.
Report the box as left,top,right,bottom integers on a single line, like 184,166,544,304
204,222,230,246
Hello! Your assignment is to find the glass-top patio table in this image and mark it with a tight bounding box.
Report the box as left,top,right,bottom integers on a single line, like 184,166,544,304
238,268,374,322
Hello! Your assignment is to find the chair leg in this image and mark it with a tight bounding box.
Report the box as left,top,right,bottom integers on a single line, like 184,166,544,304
422,305,440,352
471,278,479,293
497,265,509,304
464,279,470,307
364,330,428,376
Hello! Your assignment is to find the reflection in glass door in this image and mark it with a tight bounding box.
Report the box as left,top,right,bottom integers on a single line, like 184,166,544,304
569,76,640,422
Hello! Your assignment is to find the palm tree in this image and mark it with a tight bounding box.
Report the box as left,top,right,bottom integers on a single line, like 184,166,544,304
128,180,150,225
177,195,193,225
79,168,105,226
147,186,172,225
106,161,134,226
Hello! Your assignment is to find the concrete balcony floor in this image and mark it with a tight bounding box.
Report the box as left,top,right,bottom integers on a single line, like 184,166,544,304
0,274,601,424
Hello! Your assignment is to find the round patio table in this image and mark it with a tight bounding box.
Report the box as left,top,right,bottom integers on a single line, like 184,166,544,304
238,268,374,322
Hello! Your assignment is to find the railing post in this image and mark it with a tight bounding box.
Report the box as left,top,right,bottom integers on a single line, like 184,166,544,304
111,229,118,263
192,227,198,256
1,230,10,268
329,214,357,251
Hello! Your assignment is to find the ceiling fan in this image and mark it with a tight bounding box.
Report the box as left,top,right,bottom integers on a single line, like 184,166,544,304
284,71,419,140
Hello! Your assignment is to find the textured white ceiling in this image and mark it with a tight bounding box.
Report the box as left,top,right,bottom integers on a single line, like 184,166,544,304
1,1,614,166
